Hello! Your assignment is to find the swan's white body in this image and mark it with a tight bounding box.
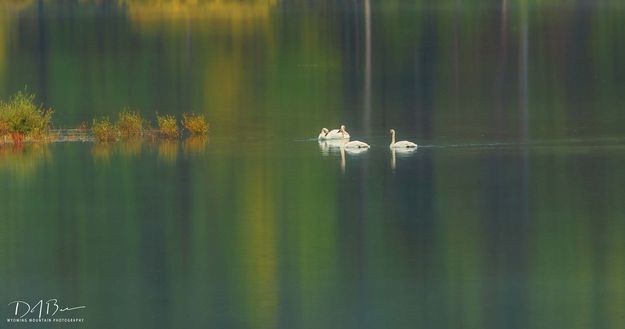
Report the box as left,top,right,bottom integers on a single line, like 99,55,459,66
340,125,368,149
344,146,369,154
389,129,417,149
325,129,342,139
318,128,330,140
343,141,370,149
326,125,350,140
392,141,417,148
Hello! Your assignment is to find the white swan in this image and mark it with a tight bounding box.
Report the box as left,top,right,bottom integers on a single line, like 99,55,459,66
325,125,350,140
389,129,417,149
343,141,370,149
341,125,369,148
318,128,330,140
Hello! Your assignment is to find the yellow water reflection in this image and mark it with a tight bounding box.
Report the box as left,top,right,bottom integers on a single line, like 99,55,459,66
237,155,278,329
0,9,8,87
119,139,143,158
183,135,209,156
0,1,29,89
90,139,207,164
0,143,50,180
123,0,276,29
91,143,113,164
157,140,179,164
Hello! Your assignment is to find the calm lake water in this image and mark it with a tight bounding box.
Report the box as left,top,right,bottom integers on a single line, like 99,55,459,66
2,1,625,328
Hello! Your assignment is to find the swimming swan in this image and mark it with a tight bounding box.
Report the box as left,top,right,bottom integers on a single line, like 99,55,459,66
389,129,417,149
341,125,369,148
318,128,330,140
326,125,350,140
343,141,370,149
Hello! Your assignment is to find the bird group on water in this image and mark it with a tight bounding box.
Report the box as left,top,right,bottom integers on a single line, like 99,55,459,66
317,125,418,150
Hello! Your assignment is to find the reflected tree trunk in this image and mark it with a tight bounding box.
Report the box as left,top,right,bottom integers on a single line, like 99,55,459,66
493,0,509,137
517,3,530,325
363,0,371,133
518,0,529,141
36,0,48,103
452,0,460,113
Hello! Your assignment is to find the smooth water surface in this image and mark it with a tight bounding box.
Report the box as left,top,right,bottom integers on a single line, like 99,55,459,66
1,1,625,328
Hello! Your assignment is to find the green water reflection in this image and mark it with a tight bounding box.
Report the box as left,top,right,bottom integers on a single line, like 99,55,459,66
1,1,625,329
1,141,624,329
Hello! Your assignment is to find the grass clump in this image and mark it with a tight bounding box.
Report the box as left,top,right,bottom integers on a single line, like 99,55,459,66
92,117,118,142
0,90,53,142
0,120,8,137
116,108,144,138
156,113,180,139
182,112,209,136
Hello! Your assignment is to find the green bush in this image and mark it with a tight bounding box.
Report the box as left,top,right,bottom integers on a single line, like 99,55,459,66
92,117,118,142
182,112,209,136
116,108,143,138
0,90,53,139
156,113,180,139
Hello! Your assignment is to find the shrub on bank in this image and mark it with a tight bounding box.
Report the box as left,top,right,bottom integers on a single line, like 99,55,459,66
182,112,209,136
116,109,144,138
0,91,53,142
92,117,118,142
156,113,179,139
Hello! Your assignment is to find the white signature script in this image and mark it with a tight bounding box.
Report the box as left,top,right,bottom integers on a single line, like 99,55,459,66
8,299,86,319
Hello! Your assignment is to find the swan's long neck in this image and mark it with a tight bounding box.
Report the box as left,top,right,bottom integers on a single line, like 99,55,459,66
390,131,396,146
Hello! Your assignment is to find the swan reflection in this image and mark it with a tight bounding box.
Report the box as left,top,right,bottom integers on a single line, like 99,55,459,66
319,139,369,173
391,147,417,171
318,139,347,156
